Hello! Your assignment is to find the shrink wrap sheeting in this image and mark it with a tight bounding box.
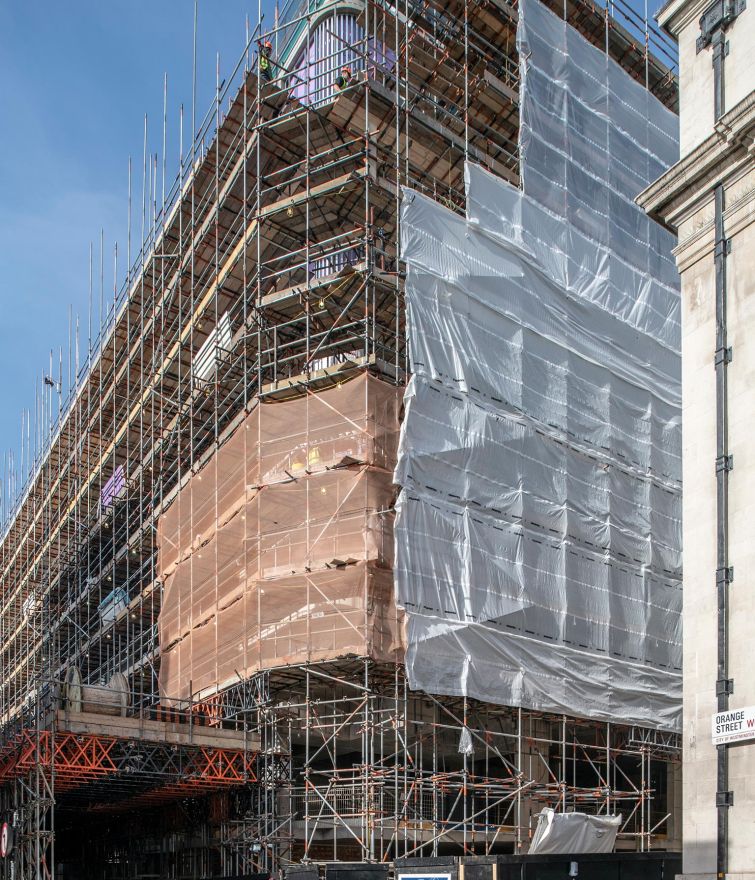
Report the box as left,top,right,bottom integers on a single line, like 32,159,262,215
395,0,681,730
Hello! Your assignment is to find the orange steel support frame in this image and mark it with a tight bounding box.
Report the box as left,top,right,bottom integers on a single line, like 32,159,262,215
0,730,256,793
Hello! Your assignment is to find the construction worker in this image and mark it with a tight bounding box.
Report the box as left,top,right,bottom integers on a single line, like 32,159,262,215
334,65,353,92
259,40,274,83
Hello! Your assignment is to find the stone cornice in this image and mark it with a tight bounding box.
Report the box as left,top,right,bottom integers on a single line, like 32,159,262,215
656,0,711,37
636,91,755,230
672,182,755,270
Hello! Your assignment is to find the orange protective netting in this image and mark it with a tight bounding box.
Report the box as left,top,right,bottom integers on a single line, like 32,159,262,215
157,373,404,702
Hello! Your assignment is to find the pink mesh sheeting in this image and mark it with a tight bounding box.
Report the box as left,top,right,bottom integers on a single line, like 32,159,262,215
160,565,401,699
157,374,403,702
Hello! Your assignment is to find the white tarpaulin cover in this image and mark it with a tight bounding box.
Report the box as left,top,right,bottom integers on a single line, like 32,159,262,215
394,0,682,730
529,809,622,854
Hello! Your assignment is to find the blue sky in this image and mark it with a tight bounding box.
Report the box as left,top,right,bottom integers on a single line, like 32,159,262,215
0,1,270,506
0,0,668,512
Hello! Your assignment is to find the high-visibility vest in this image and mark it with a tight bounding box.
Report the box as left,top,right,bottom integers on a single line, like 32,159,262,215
260,54,270,71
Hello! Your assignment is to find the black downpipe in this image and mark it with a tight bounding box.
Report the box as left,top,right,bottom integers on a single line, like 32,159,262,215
697,2,746,870
710,12,732,872
712,31,726,121
714,180,731,878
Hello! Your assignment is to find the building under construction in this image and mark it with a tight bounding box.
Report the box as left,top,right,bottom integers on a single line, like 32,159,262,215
0,0,682,876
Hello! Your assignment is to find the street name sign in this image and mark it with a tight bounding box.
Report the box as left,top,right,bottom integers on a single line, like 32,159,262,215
711,706,755,746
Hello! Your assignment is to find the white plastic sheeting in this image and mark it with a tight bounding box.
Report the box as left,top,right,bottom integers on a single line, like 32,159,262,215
517,0,680,351
394,0,681,730
529,809,621,854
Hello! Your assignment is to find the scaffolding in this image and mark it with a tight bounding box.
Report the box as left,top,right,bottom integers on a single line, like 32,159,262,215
0,0,680,876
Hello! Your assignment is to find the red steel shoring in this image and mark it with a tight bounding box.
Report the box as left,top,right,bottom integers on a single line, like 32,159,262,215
0,730,257,796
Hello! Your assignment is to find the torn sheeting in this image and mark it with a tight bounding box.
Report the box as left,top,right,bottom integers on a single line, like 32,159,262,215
394,0,681,731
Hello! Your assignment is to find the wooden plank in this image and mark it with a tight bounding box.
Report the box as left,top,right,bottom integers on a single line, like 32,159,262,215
487,0,518,22
56,709,264,751
369,80,518,185
483,70,519,106
259,168,367,220
262,263,367,308
260,354,402,399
